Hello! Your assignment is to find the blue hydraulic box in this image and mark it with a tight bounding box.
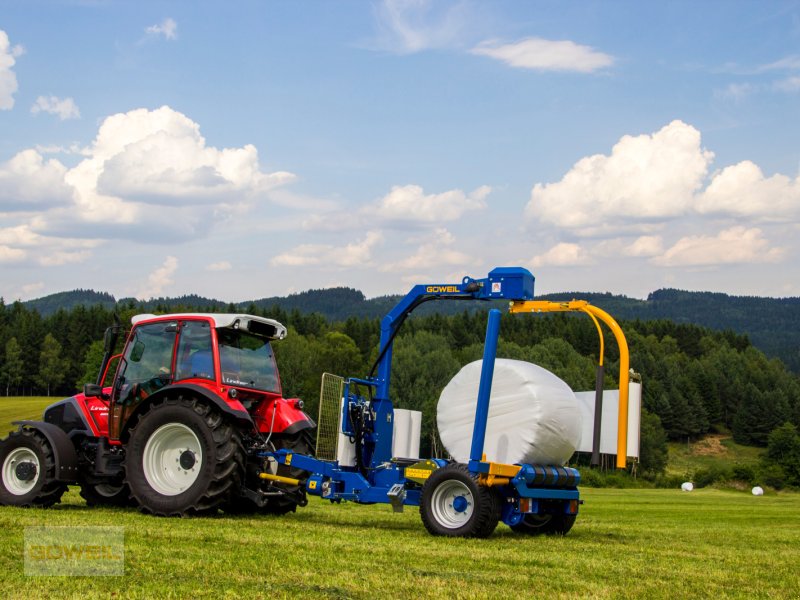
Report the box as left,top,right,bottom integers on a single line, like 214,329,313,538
487,267,535,300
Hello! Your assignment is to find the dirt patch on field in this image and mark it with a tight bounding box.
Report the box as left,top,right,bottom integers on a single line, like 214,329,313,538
691,434,730,457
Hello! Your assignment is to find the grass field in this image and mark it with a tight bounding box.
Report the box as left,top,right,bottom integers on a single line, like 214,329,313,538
0,397,56,435
1,397,798,598
0,488,797,599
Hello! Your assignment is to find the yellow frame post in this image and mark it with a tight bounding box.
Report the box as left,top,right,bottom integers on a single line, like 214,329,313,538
508,300,630,469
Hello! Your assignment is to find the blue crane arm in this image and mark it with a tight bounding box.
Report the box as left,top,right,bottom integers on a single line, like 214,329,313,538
371,267,535,401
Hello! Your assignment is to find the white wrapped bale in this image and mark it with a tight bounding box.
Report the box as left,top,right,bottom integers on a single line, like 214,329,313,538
437,359,582,466
681,482,694,492
752,486,764,496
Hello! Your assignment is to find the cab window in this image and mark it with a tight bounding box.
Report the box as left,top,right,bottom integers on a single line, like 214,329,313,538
175,320,214,381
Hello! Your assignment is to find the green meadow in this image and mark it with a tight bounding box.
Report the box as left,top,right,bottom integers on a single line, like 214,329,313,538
0,397,798,598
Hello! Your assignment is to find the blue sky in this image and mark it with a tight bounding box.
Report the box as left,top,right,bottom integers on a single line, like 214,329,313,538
1,1,799,302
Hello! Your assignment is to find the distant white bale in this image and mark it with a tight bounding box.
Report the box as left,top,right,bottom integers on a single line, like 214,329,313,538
752,486,764,496
681,482,694,492
437,359,582,466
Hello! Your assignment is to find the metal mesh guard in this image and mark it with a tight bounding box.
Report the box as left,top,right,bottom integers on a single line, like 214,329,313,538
316,373,344,461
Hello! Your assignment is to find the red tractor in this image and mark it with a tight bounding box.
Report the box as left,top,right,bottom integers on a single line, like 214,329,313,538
0,313,315,515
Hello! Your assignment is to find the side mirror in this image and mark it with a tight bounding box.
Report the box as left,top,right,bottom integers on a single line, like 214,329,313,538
83,383,108,400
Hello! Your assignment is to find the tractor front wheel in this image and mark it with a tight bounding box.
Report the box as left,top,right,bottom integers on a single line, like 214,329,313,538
0,429,67,508
420,463,501,538
124,397,244,516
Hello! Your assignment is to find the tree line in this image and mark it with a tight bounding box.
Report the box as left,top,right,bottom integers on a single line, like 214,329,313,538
1,297,799,483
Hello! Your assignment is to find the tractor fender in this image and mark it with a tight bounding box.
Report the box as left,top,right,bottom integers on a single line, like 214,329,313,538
282,418,316,436
122,383,255,439
11,420,80,483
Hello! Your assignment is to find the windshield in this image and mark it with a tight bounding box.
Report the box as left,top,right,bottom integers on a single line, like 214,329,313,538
217,329,280,393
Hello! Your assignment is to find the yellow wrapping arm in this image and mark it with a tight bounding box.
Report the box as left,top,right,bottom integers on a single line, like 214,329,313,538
508,300,630,469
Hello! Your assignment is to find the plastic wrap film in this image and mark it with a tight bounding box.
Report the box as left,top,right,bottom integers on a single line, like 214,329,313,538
437,359,583,466
392,409,422,459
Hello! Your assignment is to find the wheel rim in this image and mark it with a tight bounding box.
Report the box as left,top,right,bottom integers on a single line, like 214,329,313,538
142,423,203,496
430,479,474,529
2,447,40,496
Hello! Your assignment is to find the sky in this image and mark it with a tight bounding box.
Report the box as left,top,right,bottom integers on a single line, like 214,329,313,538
1,1,799,303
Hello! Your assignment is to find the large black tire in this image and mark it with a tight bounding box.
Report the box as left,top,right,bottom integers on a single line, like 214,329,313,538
510,513,577,536
78,477,134,508
226,429,314,515
0,429,67,508
123,397,244,516
420,463,501,538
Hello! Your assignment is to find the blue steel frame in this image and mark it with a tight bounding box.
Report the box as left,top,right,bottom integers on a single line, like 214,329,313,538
266,267,581,522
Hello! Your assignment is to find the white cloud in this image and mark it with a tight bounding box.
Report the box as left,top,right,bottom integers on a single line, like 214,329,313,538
270,231,381,268
138,256,178,299
697,160,800,220
652,227,784,267
304,184,489,232
0,224,99,267
773,76,800,93
381,227,474,271
0,149,74,211
21,282,44,297
623,235,664,258
370,0,468,54
145,18,177,41
471,37,614,73
0,30,24,110
206,260,232,271
526,120,714,233
368,184,489,223
31,96,81,120
758,55,800,71
531,242,592,267
0,244,26,263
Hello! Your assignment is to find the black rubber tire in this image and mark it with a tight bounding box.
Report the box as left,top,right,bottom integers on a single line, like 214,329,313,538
225,429,314,515
510,513,577,536
78,478,134,507
0,429,67,508
262,430,314,515
420,463,501,538
123,397,245,516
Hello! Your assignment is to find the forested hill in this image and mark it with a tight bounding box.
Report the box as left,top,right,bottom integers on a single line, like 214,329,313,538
17,286,800,371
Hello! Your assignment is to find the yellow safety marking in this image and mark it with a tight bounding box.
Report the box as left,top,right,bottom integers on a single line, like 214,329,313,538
405,468,433,481
285,454,292,466
309,480,317,490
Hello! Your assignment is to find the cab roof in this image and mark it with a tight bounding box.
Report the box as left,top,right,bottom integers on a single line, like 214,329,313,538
130,313,287,340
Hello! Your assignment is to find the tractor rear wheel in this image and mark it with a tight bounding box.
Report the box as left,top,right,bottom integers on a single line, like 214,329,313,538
510,513,577,536
124,397,244,516
420,463,501,538
0,429,67,508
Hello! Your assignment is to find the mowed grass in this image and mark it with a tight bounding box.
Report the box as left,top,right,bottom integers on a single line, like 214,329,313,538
1,397,798,598
0,488,797,598
0,397,58,435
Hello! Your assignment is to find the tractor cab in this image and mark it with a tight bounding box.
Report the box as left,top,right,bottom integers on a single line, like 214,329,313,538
88,313,288,440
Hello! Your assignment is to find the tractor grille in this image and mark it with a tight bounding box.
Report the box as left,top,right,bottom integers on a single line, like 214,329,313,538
316,373,344,461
